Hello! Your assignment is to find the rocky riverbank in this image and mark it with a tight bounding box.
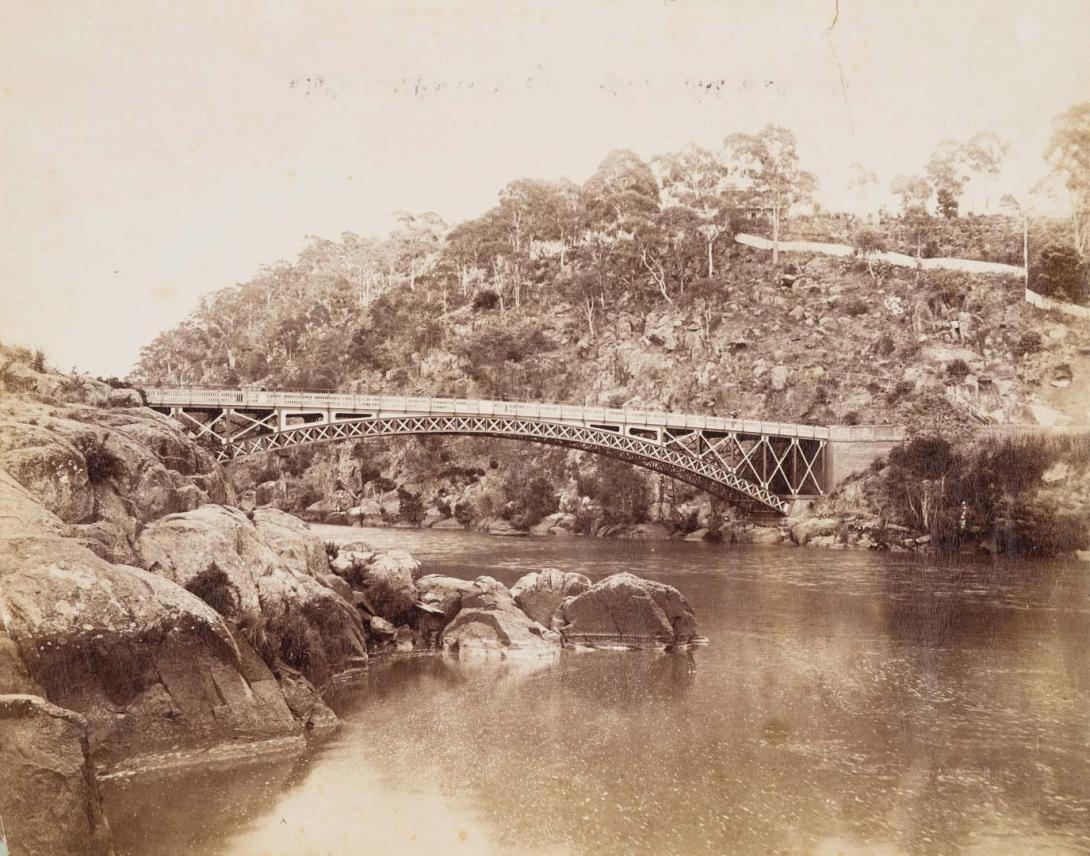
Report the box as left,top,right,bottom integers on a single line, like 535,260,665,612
0,355,705,854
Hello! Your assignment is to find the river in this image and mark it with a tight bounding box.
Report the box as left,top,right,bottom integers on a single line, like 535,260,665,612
101,527,1090,855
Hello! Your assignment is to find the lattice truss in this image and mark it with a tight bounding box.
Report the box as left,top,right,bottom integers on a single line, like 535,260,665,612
162,408,826,514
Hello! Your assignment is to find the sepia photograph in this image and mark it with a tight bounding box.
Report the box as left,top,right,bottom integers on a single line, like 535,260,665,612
2,1,1090,853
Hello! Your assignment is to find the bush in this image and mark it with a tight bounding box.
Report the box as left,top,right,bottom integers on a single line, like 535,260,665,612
472,289,500,311
946,359,971,381
578,457,649,524
77,438,125,483
451,501,473,527
503,472,559,530
31,349,46,373
1032,242,1089,304
397,488,425,525
271,610,331,685
1013,331,1043,357
875,333,896,356
852,227,887,255
324,541,340,561
841,298,869,317
184,562,238,616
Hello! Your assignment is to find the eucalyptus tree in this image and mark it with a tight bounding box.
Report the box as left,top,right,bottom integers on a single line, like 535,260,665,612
653,144,730,276
723,125,817,265
1045,102,1090,256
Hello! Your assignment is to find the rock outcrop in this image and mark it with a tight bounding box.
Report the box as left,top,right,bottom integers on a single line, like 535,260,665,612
329,546,421,625
553,573,701,648
0,694,111,856
510,568,592,627
136,505,368,683
439,576,561,656
0,396,233,563
0,528,300,762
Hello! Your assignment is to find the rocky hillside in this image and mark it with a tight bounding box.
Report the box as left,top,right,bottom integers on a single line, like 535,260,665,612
138,243,1090,545
121,140,1089,541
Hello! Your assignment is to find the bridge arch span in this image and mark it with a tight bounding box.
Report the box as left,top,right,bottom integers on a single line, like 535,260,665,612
144,387,895,516
218,413,794,513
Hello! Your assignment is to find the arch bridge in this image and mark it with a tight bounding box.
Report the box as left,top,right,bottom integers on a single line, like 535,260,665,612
145,388,903,515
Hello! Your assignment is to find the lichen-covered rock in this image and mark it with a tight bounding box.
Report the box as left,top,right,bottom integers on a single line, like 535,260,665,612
0,531,300,761
251,506,330,579
0,397,233,537
440,576,561,656
554,572,700,648
332,548,421,624
510,568,592,626
0,694,111,856
135,505,367,681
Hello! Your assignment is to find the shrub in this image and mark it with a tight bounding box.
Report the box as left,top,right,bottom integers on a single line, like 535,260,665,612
31,349,46,373
1013,331,1043,357
946,359,971,381
78,437,125,483
184,562,238,616
875,333,896,356
472,289,500,311
1032,242,1088,304
397,488,425,525
887,380,915,403
852,227,887,255
324,541,340,561
888,436,961,481
841,298,869,317
503,472,558,529
271,610,331,685
454,501,475,527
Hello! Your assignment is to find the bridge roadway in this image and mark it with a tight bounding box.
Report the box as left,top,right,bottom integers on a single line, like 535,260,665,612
145,387,904,515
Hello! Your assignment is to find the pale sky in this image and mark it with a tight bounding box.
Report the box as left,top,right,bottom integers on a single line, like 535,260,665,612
2,0,1088,376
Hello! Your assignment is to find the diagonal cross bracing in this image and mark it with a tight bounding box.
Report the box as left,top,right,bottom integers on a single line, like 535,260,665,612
148,388,839,514
214,415,794,512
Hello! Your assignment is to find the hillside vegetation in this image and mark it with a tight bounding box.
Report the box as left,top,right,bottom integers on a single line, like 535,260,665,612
125,131,1090,552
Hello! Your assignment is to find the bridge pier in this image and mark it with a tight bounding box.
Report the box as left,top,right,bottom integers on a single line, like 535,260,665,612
824,426,905,487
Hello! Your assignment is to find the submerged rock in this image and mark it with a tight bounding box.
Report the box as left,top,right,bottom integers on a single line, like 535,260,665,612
554,572,701,648
0,694,111,856
510,568,592,627
440,576,561,656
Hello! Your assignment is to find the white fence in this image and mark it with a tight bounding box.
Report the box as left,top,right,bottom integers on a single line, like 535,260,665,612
734,233,1025,276
1024,288,1090,321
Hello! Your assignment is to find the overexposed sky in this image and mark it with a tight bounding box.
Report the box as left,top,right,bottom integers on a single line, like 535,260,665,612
2,0,1088,376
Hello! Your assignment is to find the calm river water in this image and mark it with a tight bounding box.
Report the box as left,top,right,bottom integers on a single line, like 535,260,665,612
102,527,1090,855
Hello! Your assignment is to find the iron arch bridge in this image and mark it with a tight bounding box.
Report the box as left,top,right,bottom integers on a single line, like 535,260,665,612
144,388,893,515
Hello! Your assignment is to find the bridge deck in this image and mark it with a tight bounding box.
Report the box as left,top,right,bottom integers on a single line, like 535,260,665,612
143,387,841,440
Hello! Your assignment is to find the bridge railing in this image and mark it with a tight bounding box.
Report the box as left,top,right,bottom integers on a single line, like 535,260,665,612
142,385,900,441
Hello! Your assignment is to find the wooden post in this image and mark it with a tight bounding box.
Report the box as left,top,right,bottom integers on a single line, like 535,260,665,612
1023,211,1029,292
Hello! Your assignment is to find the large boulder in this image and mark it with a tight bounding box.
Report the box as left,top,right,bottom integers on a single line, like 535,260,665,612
330,548,420,625
554,573,700,648
0,694,111,855
135,505,367,683
416,574,477,627
510,568,592,627
0,530,299,761
789,517,840,546
439,576,561,657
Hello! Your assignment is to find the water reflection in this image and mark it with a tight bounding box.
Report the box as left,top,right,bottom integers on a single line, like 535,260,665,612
103,529,1090,855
